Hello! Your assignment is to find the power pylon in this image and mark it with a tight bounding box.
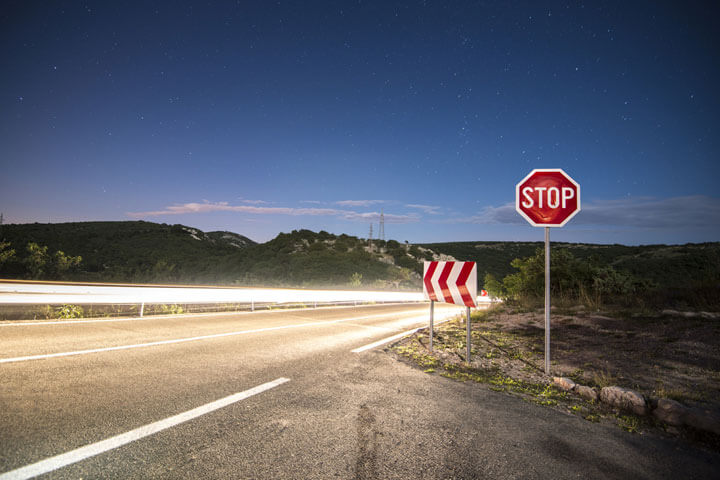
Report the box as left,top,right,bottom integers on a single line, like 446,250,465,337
379,209,385,242
368,223,373,251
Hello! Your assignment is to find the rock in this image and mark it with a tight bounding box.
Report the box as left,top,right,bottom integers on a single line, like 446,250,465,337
663,310,720,319
575,385,598,402
683,408,720,436
553,377,576,392
653,398,687,426
600,386,648,416
652,399,720,436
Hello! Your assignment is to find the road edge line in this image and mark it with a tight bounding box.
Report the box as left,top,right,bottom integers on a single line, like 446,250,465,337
0,378,290,480
351,317,454,353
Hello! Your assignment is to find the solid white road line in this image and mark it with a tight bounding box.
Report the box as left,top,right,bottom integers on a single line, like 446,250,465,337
351,328,423,353
0,377,290,480
351,316,455,353
0,309,438,364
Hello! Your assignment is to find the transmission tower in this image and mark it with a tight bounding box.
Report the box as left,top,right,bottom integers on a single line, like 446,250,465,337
379,209,385,242
368,223,374,251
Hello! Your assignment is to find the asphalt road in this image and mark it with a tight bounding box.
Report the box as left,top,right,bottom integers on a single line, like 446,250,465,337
1,304,718,479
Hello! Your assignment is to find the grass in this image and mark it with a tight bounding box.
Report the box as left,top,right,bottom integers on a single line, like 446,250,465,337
395,344,569,407
591,369,618,388
617,415,642,433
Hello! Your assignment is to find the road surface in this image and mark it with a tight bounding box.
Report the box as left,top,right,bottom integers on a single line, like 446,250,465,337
1,304,718,479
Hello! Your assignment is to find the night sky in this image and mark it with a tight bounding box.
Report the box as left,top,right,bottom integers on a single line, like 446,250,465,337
1,1,718,245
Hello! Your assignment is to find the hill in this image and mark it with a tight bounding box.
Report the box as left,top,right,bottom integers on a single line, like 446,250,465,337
419,241,720,291
0,222,432,288
1,221,718,293
0,221,256,283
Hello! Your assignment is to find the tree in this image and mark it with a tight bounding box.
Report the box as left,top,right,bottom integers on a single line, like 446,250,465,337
483,273,505,299
388,267,411,289
25,242,49,278
52,250,82,278
24,243,82,279
349,272,363,287
0,241,15,268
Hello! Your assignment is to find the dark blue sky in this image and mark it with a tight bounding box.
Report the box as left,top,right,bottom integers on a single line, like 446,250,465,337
2,1,719,244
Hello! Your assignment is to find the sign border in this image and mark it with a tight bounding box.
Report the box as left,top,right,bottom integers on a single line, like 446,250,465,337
515,168,581,227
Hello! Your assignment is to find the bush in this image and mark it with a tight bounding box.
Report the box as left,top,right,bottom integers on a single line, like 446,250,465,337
56,304,84,319
500,248,656,309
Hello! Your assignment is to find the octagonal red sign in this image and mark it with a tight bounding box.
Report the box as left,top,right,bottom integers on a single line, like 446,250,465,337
516,169,581,227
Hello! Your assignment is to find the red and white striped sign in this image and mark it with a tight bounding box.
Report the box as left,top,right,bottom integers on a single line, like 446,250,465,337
423,261,478,308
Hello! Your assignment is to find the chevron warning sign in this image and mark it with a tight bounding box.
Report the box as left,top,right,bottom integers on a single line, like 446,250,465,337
423,261,478,308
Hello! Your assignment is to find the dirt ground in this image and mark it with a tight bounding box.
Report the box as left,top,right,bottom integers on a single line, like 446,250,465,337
392,303,720,449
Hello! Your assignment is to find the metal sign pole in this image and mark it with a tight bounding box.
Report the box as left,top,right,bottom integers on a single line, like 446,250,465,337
545,226,551,375
466,306,471,363
429,300,434,351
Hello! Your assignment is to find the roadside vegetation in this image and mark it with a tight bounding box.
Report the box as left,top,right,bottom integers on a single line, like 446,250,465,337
3,222,718,307
391,241,720,449
483,245,720,311
393,305,720,449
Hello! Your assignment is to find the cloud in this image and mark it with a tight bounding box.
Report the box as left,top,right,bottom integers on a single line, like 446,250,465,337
239,198,270,205
127,200,419,224
128,201,342,217
578,195,720,228
335,199,385,207
405,204,442,215
448,195,720,230
341,211,420,224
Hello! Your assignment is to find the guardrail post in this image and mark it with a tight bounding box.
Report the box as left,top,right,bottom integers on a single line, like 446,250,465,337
466,306,471,363
429,300,434,351
251,300,254,312
139,302,144,317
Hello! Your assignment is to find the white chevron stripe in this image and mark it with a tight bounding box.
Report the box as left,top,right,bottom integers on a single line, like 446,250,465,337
422,261,477,307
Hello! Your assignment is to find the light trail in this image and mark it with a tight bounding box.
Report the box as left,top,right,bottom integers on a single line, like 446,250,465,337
0,280,492,306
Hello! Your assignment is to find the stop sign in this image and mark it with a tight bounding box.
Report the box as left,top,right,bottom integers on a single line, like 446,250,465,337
516,169,580,227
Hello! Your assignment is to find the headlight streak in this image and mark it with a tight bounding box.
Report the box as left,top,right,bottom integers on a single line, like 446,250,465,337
0,281,492,306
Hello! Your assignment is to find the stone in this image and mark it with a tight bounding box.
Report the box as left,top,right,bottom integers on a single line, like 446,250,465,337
575,385,598,402
600,386,648,416
683,408,720,436
553,377,576,392
652,398,687,426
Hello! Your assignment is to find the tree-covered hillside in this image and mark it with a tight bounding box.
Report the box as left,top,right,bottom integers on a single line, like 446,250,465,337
419,241,720,290
0,222,430,288
1,222,717,295
0,221,253,283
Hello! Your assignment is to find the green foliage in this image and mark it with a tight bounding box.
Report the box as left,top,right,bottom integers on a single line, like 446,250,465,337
483,273,505,298
24,242,50,278
500,248,650,306
53,250,82,277
3,222,718,307
349,272,363,287
159,304,184,315
19,242,82,280
422,241,720,298
56,304,84,319
0,241,16,267
492,246,714,310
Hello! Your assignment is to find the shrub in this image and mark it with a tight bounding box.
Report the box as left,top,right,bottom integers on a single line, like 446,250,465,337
56,304,84,319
